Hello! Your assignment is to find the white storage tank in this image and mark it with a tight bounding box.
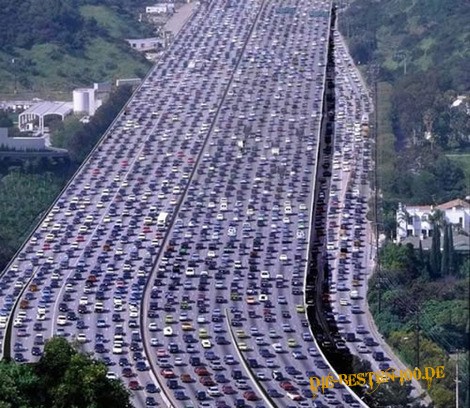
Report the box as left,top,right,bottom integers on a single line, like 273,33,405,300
73,88,90,113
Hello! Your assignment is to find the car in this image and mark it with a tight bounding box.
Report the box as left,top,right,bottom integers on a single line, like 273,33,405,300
296,304,305,313
163,326,173,336
201,340,212,348
356,324,368,334
243,391,258,401
287,338,297,348
128,380,140,390
145,397,157,406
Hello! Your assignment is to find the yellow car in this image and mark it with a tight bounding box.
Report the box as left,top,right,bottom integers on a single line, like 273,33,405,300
165,315,174,324
235,330,248,339
199,328,209,339
182,323,193,331
238,342,249,351
287,338,298,348
296,304,305,313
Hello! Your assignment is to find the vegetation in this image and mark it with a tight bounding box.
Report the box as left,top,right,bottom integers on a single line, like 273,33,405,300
368,242,469,407
0,337,132,408
0,0,152,94
339,2,470,407
0,158,74,270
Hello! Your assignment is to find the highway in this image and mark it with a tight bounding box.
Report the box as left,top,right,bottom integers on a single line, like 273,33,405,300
325,32,430,402
0,1,389,408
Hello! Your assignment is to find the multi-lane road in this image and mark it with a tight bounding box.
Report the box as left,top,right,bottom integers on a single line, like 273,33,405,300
0,1,421,408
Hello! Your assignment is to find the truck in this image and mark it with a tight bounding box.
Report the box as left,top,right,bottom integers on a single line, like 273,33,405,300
157,212,169,228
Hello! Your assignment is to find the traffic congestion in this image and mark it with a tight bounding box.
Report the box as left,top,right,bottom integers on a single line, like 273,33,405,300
0,0,379,408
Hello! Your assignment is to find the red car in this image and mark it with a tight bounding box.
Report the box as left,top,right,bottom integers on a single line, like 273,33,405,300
280,381,295,391
200,376,215,386
128,380,140,390
222,385,236,395
243,391,259,401
160,369,176,379
194,367,210,376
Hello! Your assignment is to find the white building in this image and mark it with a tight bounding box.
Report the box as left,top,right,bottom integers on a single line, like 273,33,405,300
396,199,470,242
18,101,73,134
126,37,164,52
146,3,175,14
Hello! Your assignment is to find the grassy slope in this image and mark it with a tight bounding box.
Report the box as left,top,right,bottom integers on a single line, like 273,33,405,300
0,5,151,95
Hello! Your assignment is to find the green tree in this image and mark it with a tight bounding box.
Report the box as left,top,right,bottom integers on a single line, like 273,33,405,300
440,224,449,276
430,224,441,279
0,111,13,128
0,361,41,408
0,337,133,408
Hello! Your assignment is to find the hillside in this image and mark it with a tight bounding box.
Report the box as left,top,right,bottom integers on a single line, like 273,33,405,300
0,0,153,96
340,0,470,151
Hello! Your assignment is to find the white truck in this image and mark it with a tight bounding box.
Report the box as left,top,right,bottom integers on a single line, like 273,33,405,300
157,212,169,228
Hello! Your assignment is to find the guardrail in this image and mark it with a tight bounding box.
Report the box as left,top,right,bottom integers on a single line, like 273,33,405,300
303,3,369,408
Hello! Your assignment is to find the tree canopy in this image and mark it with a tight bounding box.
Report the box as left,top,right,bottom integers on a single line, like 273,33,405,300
0,337,132,408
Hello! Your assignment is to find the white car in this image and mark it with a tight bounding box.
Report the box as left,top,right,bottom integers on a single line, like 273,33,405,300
185,268,195,276
76,333,87,343
174,357,184,366
272,343,283,353
57,315,67,326
260,271,270,279
201,340,212,349
163,327,173,336
112,345,123,354
207,387,220,397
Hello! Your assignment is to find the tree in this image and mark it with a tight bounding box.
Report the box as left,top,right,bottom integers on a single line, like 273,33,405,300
430,224,441,279
0,361,41,408
0,111,13,128
440,224,449,276
0,337,133,408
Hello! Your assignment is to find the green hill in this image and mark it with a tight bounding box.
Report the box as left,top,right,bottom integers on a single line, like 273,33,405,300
0,0,153,96
340,0,469,151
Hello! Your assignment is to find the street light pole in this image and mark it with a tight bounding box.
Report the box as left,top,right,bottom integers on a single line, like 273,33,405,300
455,350,460,408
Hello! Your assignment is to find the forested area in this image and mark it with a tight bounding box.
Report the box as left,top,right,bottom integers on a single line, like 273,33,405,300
0,337,132,408
340,0,469,188
0,0,152,92
368,242,469,407
339,2,470,407
0,158,74,271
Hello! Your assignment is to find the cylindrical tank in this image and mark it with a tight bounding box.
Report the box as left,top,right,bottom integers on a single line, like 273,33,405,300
73,89,90,113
